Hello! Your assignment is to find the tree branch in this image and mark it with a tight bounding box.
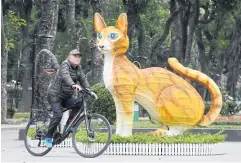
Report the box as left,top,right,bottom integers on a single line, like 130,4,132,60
150,4,185,59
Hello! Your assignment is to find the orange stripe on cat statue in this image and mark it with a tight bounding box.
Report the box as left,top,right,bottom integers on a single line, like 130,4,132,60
94,13,222,137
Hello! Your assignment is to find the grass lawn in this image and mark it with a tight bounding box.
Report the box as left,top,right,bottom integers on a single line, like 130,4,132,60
14,113,241,129
13,113,30,119
126,120,241,129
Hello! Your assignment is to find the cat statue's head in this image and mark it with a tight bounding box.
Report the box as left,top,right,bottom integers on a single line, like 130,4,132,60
94,13,129,56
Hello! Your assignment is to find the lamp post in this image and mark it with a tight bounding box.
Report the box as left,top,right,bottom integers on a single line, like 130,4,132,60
30,33,53,119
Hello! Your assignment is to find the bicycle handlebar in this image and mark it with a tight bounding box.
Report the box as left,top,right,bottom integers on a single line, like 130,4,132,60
73,88,97,99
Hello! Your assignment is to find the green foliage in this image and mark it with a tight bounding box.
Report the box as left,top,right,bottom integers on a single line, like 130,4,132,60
205,100,241,116
27,128,36,138
7,106,17,118
212,120,241,126
54,32,72,62
140,0,169,38
79,18,93,39
215,40,230,49
75,130,226,144
27,121,241,140
88,83,116,125
4,10,26,50
200,0,210,5
222,101,241,116
105,18,118,27
13,113,30,119
201,0,238,59
204,87,241,116
28,129,226,144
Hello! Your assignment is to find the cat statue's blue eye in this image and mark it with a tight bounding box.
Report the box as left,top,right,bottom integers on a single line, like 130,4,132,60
97,33,102,39
108,33,119,40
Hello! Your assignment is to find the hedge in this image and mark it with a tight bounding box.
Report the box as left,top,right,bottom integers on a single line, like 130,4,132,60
75,130,226,144
88,83,116,125
27,129,226,144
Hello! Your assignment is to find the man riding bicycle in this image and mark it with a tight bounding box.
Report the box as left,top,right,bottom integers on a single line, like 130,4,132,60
44,49,97,148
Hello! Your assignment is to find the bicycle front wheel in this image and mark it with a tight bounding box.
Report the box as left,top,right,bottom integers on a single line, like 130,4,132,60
72,113,112,158
24,115,52,156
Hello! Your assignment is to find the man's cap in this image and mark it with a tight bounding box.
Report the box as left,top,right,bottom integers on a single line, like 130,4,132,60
69,49,82,56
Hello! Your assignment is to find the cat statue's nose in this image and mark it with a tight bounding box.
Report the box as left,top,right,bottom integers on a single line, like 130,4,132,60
99,45,104,49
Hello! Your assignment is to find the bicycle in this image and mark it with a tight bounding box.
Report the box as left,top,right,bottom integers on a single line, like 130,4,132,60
24,88,112,158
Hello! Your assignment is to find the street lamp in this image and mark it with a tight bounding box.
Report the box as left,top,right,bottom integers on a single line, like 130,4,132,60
30,33,53,119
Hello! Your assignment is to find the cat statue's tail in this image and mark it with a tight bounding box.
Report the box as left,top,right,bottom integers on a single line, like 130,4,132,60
168,58,222,126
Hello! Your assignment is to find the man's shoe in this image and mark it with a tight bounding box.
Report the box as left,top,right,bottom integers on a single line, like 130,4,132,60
44,137,53,148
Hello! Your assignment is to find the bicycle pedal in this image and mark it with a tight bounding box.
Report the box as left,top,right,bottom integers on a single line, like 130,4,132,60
54,138,62,145
53,132,62,144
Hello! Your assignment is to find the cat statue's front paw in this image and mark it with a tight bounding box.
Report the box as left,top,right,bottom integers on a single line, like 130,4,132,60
148,128,168,137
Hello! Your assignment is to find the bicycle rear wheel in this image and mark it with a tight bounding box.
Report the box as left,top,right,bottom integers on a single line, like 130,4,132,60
24,114,52,156
72,113,112,158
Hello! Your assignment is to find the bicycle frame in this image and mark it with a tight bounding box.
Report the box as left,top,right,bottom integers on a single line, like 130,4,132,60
53,90,93,145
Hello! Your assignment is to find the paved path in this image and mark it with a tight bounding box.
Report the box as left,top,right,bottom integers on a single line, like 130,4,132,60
1,128,241,162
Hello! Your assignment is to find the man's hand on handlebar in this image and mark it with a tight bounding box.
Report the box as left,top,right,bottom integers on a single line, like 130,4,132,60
72,84,82,91
90,91,98,99
72,85,98,99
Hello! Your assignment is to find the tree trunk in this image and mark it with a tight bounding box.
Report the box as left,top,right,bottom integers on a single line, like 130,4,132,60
122,0,148,68
33,0,59,112
122,0,138,54
49,0,60,51
184,0,199,65
170,0,184,62
1,8,8,123
36,0,60,52
35,49,59,112
196,25,209,100
66,0,77,48
19,0,33,113
226,15,241,98
86,0,104,86
75,0,90,19
66,0,75,28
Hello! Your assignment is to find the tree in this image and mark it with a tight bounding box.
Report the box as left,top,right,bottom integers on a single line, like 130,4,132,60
1,4,8,123
225,3,241,98
2,0,241,114
86,0,104,85
1,1,27,119
168,0,199,65
33,0,60,112
35,49,59,112
35,0,60,51
147,0,183,67
122,0,149,67
66,0,77,48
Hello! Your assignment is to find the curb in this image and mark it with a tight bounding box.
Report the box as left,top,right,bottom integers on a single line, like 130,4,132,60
1,126,26,132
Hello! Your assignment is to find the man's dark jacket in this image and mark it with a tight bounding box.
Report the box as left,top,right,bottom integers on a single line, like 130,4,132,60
48,60,90,99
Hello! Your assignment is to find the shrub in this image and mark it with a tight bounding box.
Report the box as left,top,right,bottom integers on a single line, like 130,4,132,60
213,116,241,125
27,129,226,144
88,83,116,125
7,106,17,118
205,87,241,116
75,130,226,144
205,100,241,116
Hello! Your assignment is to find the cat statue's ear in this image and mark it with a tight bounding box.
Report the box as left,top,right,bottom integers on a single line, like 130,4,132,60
94,13,107,33
115,13,128,35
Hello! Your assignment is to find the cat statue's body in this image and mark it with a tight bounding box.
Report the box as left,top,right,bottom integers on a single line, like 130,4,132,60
94,13,222,137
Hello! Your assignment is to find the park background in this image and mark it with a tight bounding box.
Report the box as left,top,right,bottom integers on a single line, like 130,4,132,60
1,0,241,128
